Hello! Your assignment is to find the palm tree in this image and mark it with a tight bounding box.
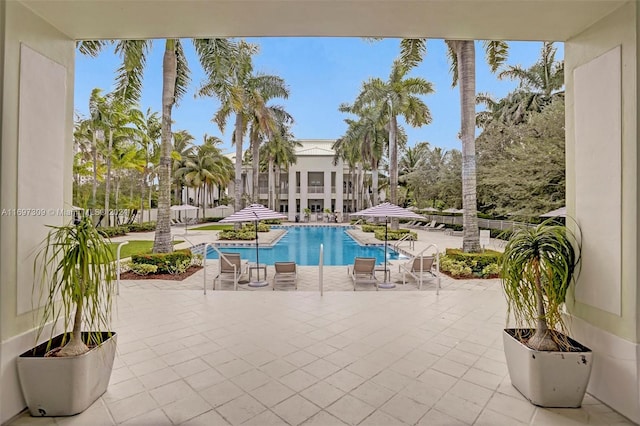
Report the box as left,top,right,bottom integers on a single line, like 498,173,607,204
400,39,508,252
77,38,238,252
111,143,144,222
339,104,387,207
478,42,564,128
98,94,139,226
260,121,299,211
248,102,293,203
171,130,196,204
351,59,434,228
332,134,361,213
134,108,161,223
196,41,259,213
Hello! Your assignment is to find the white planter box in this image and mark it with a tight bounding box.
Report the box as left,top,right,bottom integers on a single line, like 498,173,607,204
503,329,592,407
17,332,117,416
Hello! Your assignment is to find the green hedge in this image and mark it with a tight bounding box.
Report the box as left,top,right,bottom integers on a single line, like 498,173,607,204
373,229,416,241
203,217,224,223
362,224,386,233
126,222,156,232
131,249,193,274
98,226,128,238
262,219,282,225
440,248,502,278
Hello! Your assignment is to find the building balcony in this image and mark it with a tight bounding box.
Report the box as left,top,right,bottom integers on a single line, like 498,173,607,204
308,186,324,194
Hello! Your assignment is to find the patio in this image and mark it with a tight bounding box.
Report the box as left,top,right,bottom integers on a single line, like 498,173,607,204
8,266,634,425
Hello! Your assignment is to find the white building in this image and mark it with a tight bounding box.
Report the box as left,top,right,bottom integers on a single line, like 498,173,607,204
228,139,373,221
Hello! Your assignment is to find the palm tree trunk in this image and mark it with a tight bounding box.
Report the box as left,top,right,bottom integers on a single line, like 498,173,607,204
153,40,177,253
456,40,481,252
389,115,399,230
372,161,379,206
252,136,260,204
104,129,113,227
275,165,281,211
234,117,244,214
91,132,98,208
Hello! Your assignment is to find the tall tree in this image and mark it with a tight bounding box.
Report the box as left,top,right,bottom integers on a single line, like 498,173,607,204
478,42,564,128
77,38,237,252
247,101,292,203
400,39,508,251
134,108,161,223
196,41,261,214
351,59,433,228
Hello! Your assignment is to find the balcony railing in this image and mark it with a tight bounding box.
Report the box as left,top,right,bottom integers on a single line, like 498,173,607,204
308,186,324,194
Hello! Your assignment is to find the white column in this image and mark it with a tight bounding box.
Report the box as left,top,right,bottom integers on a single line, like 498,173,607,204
336,166,344,216
323,171,331,214
288,168,296,221
300,171,308,217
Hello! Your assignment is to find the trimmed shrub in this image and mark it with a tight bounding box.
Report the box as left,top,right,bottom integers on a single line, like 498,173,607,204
203,217,223,222
218,230,257,240
129,263,158,276
98,226,127,238
373,229,416,241
362,224,386,233
131,249,193,274
440,248,502,278
125,222,156,232
262,219,282,225
242,223,270,232
439,257,473,278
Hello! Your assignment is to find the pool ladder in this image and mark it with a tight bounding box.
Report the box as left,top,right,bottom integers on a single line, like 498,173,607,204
393,233,415,251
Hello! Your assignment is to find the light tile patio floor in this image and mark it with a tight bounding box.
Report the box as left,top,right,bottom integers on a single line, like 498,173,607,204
8,283,635,425
7,226,635,425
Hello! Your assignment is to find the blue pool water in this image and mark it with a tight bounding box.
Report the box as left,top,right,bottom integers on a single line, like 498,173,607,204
205,226,404,266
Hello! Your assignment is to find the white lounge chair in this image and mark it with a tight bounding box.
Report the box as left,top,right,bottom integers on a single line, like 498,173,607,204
273,261,298,290
426,223,446,232
349,257,378,291
400,255,440,292
213,253,248,291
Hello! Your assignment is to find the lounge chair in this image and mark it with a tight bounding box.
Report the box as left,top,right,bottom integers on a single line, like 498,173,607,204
426,223,446,232
213,253,248,290
349,257,378,291
273,262,298,290
400,255,440,292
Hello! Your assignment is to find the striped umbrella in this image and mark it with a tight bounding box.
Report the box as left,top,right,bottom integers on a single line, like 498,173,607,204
354,203,426,288
220,204,287,286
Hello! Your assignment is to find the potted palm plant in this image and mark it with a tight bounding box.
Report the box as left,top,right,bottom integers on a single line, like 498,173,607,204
17,214,117,416
501,219,592,407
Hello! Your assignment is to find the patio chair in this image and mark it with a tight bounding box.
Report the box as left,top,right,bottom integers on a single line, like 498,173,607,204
426,223,446,232
400,255,440,292
273,261,298,290
349,257,378,291
213,253,248,291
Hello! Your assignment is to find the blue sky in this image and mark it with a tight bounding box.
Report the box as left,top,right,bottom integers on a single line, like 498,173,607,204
75,38,563,153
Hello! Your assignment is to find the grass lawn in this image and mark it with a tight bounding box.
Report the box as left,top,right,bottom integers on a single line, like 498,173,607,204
191,224,234,231
109,240,183,259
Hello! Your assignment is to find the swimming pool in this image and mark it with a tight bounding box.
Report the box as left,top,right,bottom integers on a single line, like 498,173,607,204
205,226,405,266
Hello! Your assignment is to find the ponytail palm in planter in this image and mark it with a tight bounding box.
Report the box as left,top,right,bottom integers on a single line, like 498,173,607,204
17,215,117,416
501,219,592,408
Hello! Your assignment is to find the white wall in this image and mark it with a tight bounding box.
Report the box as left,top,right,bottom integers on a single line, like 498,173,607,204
565,2,639,422
0,2,75,422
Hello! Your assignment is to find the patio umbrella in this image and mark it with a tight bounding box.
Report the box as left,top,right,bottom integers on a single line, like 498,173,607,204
170,204,199,233
422,207,439,212
220,204,287,287
354,202,426,288
442,207,460,214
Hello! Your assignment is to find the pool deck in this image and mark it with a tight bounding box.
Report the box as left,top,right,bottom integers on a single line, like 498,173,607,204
8,224,633,425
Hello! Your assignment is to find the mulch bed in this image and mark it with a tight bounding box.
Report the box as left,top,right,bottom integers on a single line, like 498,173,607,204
120,265,203,281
